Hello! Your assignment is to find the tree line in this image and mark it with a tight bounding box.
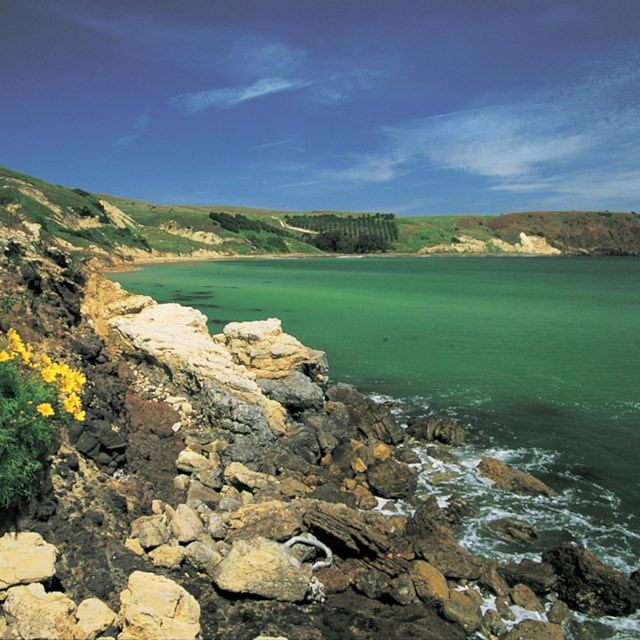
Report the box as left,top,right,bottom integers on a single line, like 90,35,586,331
284,213,398,253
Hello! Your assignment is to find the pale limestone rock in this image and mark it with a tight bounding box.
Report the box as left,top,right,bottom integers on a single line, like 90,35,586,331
76,597,118,638
149,544,186,569
108,304,288,435
130,514,170,550
224,461,282,493
219,318,327,381
176,449,211,474
225,500,304,541
124,538,145,557
212,537,312,602
0,531,57,590
118,571,200,640
3,583,82,639
169,504,204,543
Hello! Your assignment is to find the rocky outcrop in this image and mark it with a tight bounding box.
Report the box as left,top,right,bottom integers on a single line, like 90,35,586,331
543,543,640,616
477,456,557,497
419,232,561,255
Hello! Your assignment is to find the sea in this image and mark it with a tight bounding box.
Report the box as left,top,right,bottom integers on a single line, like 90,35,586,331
110,255,640,638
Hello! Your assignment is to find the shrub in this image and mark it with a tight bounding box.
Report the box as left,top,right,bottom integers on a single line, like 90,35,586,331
0,329,85,510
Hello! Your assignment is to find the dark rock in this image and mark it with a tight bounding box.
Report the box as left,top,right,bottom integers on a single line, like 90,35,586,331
407,497,484,580
442,598,482,634
326,383,404,444
499,558,557,594
297,409,359,444
489,517,538,544
366,458,418,500
258,371,325,411
74,430,100,456
407,416,466,445
543,542,640,616
98,427,127,451
308,482,358,509
353,567,390,600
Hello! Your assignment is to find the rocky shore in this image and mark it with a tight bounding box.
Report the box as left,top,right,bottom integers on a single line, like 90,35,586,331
1,225,639,639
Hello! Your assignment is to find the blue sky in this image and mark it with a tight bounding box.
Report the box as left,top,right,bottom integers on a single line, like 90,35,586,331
2,0,639,215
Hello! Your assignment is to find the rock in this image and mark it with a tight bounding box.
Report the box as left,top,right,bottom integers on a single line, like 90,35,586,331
543,542,640,616
442,597,482,634
212,537,312,602
366,458,418,499
224,461,282,495
148,544,186,569
225,500,304,541
479,562,511,597
499,558,557,594
315,566,352,593
184,541,221,574
118,570,201,640
76,597,118,638
3,583,82,639
130,515,171,550
219,318,328,383
0,531,57,589
407,416,466,445
387,573,416,605
109,305,288,436
407,497,485,579
547,598,572,624
326,384,404,444
176,449,212,474
352,484,378,510
489,517,538,544
505,619,564,640
478,457,557,497
259,371,325,411
170,503,204,543
409,560,449,603
353,567,391,599
510,583,544,611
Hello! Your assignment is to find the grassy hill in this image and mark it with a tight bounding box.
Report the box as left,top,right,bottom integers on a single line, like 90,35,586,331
1,164,639,261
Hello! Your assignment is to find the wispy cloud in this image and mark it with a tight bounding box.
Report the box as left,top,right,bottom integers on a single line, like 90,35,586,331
325,54,640,208
171,77,313,114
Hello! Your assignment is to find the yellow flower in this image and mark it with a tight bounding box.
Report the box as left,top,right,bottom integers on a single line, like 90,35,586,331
63,392,82,414
0,350,11,362
40,366,57,383
36,403,55,417
73,410,86,421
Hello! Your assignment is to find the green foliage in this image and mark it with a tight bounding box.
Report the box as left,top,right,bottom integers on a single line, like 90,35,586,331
285,213,398,253
209,210,294,238
0,362,59,510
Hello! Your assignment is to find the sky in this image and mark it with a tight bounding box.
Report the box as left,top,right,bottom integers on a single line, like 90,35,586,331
2,0,639,215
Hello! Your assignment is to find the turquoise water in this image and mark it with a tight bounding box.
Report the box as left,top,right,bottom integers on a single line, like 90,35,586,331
111,256,640,582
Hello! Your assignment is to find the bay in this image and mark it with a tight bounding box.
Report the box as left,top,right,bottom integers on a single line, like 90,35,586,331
110,256,640,574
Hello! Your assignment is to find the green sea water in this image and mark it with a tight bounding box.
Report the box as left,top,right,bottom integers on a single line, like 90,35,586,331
111,256,640,580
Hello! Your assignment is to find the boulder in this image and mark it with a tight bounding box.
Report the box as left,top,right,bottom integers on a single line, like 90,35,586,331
259,370,325,411
366,458,418,499
76,597,118,638
118,570,201,640
3,583,82,639
409,560,449,603
489,517,538,545
477,457,557,497
326,384,404,445
505,619,564,640
212,537,312,602
225,500,304,541
218,318,328,383
442,597,482,634
499,558,557,594
169,503,204,544
543,543,640,616
129,515,171,550
510,583,544,611
407,497,485,579
148,544,186,569
407,416,466,445
0,531,57,589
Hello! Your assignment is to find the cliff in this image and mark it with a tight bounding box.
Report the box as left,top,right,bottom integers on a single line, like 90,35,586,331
0,212,639,639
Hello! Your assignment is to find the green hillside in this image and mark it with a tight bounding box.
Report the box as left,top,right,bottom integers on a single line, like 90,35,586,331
1,165,639,261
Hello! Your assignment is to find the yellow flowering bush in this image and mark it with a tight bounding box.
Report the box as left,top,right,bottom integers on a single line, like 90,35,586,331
0,328,86,510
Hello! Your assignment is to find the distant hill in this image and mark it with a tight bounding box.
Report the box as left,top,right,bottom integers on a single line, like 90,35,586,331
1,165,639,262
